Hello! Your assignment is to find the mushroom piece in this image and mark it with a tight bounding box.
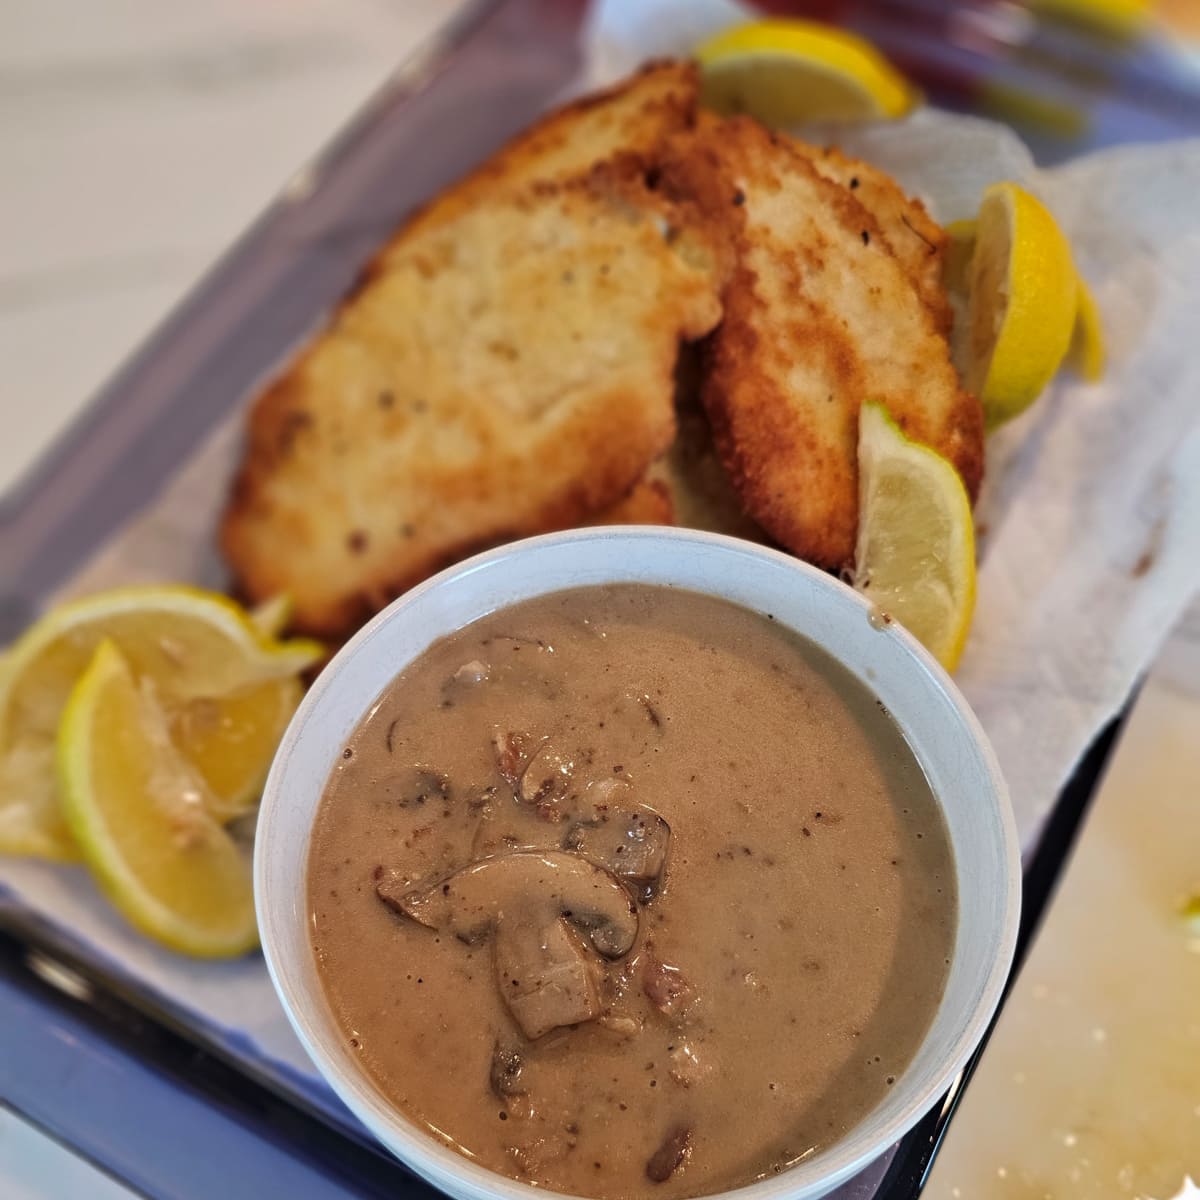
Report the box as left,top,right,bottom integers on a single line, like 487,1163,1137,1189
379,851,640,1038
495,915,603,1039
563,804,671,902
452,659,490,687
645,1127,693,1183
517,741,575,816
472,798,562,859
489,1042,527,1098
387,851,637,957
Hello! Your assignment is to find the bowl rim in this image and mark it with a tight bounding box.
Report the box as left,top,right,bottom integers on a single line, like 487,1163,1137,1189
255,526,1021,1200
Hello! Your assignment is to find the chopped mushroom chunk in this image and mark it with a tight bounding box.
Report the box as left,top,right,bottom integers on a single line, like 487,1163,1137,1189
645,1127,693,1183
495,917,602,1039
489,1042,527,1098
454,659,490,686
518,742,575,816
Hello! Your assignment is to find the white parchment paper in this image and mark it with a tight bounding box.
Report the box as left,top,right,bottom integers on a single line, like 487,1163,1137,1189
5,0,1199,1114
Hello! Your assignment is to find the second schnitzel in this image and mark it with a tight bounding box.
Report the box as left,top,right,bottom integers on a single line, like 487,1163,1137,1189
660,116,983,569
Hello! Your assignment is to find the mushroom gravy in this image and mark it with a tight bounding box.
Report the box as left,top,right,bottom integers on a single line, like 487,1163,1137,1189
308,585,956,1198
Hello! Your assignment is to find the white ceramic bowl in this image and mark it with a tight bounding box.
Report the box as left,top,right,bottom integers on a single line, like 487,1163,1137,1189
256,528,1020,1200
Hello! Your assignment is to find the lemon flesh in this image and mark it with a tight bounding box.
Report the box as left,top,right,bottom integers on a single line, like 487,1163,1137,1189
0,741,74,860
966,182,1077,429
696,19,914,125
853,403,977,671
1066,274,1106,382
57,642,258,957
170,676,303,821
0,584,320,859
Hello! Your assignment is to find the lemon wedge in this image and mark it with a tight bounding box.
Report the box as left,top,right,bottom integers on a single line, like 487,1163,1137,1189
965,182,1077,429
947,214,1102,392
852,403,977,671
248,594,293,640
696,19,914,126
1066,274,1106,382
0,585,320,859
57,642,258,957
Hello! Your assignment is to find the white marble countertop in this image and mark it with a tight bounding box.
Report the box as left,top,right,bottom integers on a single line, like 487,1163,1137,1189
0,0,466,497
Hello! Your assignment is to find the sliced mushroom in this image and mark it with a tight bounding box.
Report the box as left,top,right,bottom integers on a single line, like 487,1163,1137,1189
495,916,602,1039
376,868,414,913
388,851,637,956
381,851,639,1037
518,741,575,817
489,1042,526,1098
564,804,671,902
472,797,562,859
645,1127,693,1183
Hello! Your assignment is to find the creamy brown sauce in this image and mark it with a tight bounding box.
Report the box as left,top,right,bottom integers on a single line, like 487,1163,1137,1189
309,585,956,1199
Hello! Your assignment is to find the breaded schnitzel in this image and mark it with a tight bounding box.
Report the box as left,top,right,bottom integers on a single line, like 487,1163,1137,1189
659,116,982,569
222,65,722,636
222,168,722,636
799,143,951,333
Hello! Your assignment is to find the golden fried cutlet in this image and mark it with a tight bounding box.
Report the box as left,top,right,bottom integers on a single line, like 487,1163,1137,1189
659,116,983,570
222,63,722,637
221,169,722,636
798,143,952,334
